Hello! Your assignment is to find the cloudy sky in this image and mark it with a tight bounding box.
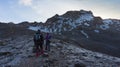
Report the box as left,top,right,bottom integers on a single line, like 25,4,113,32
0,0,120,23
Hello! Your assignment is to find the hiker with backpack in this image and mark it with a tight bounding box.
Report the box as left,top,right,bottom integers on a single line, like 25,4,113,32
33,30,44,57
45,33,51,51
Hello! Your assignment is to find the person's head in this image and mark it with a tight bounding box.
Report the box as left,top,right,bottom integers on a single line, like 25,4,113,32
36,29,41,34
46,33,49,35
38,29,40,32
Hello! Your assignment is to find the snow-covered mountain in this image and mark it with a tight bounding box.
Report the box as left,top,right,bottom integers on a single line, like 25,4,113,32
28,10,94,33
28,10,120,33
28,10,120,58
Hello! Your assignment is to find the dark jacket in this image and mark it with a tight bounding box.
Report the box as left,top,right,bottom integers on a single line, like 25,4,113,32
34,33,44,44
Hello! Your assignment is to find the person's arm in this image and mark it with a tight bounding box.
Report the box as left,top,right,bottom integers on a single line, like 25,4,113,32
49,35,52,39
33,35,35,41
41,34,44,41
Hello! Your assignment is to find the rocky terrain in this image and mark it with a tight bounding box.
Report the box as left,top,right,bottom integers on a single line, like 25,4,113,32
0,36,120,67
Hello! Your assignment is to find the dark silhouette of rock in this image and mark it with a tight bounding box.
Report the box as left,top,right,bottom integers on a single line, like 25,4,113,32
74,63,86,67
0,52,12,56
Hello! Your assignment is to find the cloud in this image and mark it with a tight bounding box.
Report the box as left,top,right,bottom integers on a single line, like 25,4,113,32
27,0,80,22
17,0,120,22
19,0,33,6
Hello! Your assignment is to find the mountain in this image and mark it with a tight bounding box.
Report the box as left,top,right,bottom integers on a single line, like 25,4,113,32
28,10,120,58
0,10,120,67
0,22,34,39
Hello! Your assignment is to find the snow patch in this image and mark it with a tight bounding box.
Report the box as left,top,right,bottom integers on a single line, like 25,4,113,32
81,30,89,38
64,28,67,31
41,27,49,33
28,26,40,31
28,26,50,33
103,19,113,25
100,19,113,30
76,17,83,24
80,14,93,21
100,25,109,30
94,30,100,33
84,23,90,26
75,14,93,26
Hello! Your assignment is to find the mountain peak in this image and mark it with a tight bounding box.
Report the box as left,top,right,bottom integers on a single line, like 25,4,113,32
80,10,93,14
45,10,94,24
61,10,93,20
45,14,60,24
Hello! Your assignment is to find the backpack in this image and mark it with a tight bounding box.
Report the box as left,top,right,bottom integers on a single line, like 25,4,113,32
34,34,41,41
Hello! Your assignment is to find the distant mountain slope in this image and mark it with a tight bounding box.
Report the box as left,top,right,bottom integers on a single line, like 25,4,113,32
0,22,34,39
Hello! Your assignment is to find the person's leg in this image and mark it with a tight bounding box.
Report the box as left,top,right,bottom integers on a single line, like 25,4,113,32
36,43,40,57
48,43,50,51
33,42,37,53
40,43,44,54
47,40,50,51
36,43,39,52
45,40,48,50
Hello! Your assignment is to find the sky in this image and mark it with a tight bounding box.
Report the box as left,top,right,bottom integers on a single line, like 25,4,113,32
0,0,120,23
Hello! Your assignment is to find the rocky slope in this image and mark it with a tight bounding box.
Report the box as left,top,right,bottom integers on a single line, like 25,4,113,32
27,10,120,58
0,36,120,67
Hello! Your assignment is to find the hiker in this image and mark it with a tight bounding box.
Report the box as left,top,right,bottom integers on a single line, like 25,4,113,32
33,30,44,57
45,33,51,51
